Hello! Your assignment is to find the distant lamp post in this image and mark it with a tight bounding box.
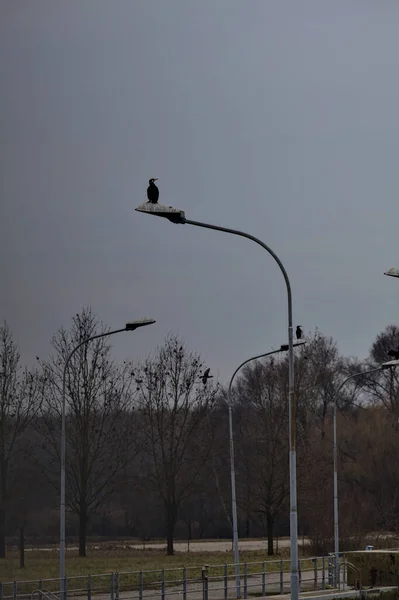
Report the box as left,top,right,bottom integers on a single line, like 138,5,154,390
136,201,301,600
332,358,399,586
60,318,156,598
228,340,306,598
384,268,399,278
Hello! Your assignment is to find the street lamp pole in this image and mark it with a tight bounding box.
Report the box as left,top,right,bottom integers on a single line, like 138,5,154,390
59,319,155,599
228,342,306,598
332,359,399,586
135,202,300,600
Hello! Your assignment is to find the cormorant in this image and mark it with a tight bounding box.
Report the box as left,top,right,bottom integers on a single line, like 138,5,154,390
200,368,213,386
296,326,303,340
147,178,159,204
388,346,399,360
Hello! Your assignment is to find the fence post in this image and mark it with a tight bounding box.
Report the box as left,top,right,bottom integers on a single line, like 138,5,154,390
39,579,43,600
243,563,247,600
111,573,115,600
87,575,92,600
201,565,208,600
313,558,318,591
261,562,266,597
161,568,165,600
139,571,143,600
298,559,302,592
13,582,17,600
183,567,187,600
328,554,333,587
224,564,228,600
280,559,283,595
343,554,346,589
0,582,2,600
322,556,325,590
115,573,120,600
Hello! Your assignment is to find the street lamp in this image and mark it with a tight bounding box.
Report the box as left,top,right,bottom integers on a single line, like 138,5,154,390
59,318,156,597
228,340,306,598
136,201,301,600
332,358,399,586
384,268,399,278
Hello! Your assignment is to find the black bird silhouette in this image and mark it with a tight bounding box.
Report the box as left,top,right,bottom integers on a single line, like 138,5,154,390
200,368,213,386
147,178,159,204
296,326,303,340
387,346,399,360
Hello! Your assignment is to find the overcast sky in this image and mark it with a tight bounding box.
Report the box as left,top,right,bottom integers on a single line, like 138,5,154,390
1,1,399,383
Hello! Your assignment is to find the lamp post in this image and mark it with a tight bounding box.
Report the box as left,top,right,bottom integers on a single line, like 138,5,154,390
59,318,156,597
228,341,306,598
332,358,399,587
135,201,300,600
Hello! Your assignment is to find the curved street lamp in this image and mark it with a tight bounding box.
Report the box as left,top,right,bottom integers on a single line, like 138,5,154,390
227,340,306,597
60,318,156,597
332,358,399,586
136,201,300,600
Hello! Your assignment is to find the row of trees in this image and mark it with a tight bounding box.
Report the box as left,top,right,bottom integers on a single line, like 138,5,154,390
1,307,399,561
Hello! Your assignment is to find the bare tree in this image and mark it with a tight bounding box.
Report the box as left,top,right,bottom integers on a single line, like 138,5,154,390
136,335,217,555
294,331,350,439
38,308,139,556
234,357,289,555
363,325,399,414
0,322,43,558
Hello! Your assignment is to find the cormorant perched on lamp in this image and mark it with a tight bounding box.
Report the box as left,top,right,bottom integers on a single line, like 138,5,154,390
147,178,159,204
296,326,303,340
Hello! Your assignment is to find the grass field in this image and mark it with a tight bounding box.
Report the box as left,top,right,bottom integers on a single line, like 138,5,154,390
0,544,310,586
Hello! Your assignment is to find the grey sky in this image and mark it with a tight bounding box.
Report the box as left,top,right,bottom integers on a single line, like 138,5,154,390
1,1,399,383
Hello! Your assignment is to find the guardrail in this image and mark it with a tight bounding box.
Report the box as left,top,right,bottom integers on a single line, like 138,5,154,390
0,555,343,600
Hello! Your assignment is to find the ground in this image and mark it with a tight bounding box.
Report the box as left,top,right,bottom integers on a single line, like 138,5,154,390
0,538,308,583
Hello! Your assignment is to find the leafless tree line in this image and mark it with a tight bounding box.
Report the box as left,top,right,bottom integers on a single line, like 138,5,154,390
1,307,399,562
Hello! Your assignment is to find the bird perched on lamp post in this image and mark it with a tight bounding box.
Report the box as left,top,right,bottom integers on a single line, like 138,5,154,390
296,325,303,340
147,178,159,204
200,368,213,386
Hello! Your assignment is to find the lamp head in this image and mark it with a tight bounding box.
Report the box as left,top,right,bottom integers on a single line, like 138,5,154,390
125,318,156,331
135,202,186,224
384,268,399,278
280,340,307,352
381,359,399,370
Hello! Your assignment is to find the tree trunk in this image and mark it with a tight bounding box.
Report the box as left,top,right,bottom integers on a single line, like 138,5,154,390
187,518,192,551
166,503,177,556
0,507,6,558
79,506,88,557
246,512,250,537
19,525,25,568
267,512,274,556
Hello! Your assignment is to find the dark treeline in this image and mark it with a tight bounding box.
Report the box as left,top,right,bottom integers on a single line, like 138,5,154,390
1,307,399,560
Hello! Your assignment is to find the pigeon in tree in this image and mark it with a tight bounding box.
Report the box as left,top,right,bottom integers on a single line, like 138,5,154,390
388,346,399,360
296,326,303,340
200,368,213,386
147,178,159,204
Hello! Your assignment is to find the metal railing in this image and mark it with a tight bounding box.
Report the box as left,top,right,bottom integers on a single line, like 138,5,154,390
0,555,340,600
339,560,360,592
31,590,61,600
